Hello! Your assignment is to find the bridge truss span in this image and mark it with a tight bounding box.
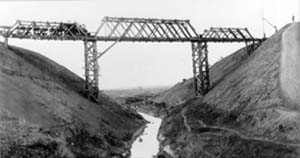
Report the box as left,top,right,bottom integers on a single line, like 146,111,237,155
202,27,257,42
0,17,265,101
201,27,264,57
95,17,199,42
0,20,92,42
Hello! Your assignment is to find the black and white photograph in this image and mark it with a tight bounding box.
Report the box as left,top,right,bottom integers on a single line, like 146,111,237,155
0,0,299,157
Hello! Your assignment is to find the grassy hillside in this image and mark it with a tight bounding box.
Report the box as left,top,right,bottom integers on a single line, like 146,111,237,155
157,23,300,158
0,44,145,157
153,44,253,106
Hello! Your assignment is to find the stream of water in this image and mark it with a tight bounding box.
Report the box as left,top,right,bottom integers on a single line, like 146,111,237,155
131,113,162,158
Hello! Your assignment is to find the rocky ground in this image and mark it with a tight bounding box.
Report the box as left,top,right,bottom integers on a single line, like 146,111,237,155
0,44,146,158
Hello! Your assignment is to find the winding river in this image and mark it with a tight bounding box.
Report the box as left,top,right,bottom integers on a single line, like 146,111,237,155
131,113,162,158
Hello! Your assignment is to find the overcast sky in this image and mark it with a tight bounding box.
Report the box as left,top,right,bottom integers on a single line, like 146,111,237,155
0,0,298,89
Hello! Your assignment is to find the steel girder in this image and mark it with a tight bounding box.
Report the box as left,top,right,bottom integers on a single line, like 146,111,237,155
192,41,209,96
84,40,99,101
202,27,263,55
202,27,257,42
95,17,199,42
0,20,91,41
0,18,266,99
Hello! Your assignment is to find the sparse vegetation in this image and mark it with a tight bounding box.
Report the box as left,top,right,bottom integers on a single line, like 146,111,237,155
0,44,145,157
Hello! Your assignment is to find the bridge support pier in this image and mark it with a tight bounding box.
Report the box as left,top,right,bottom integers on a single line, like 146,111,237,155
84,40,99,101
191,41,210,96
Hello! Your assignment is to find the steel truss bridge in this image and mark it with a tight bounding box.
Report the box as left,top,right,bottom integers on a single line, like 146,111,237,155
0,17,264,102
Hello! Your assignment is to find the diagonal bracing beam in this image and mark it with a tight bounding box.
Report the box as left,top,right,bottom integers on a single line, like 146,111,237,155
95,17,198,42
0,18,265,100
84,40,99,101
192,41,210,96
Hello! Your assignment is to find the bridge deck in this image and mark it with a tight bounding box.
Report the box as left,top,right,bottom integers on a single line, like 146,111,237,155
0,17,265,99
0,17,263,43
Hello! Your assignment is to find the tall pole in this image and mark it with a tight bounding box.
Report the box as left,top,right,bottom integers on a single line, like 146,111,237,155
261,0,266,38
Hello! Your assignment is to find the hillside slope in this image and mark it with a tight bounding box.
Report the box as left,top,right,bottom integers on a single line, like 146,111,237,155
153,44,252,106
0,44,145,158
157,23,300,158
